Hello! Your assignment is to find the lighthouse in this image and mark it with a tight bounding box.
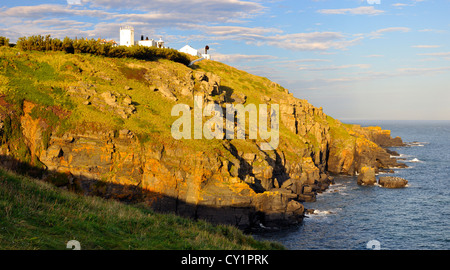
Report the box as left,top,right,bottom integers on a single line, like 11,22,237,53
157,37,165,48
120,26,135,47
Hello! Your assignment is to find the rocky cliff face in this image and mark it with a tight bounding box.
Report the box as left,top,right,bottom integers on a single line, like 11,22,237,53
0,53,406,230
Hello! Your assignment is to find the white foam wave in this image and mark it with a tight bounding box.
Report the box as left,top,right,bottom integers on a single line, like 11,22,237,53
313,210,333,216
406,158,422,163
324,183,348,194
409,141,428,147
306,208,341,218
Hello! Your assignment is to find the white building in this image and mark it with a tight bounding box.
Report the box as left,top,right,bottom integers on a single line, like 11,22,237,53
179,44,211,60
137,35,166,48
138,36,157,47
179,45,201,57
120,26,134,47
138,40,156,47
202,53,211,60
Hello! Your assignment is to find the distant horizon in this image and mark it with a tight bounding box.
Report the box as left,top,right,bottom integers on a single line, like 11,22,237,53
1,0,449,121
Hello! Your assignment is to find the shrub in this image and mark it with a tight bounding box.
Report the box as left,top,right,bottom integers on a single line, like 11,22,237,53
0,36,9,47
16,35,190,65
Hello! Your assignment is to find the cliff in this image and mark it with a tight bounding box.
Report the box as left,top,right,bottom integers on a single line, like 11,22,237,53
0,46,405,229
0,167,283,249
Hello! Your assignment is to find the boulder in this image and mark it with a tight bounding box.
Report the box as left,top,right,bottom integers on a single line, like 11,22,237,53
357,166,376,186
378,176,408,188
286,200,304,215
157,85,177,101
100,91,117,106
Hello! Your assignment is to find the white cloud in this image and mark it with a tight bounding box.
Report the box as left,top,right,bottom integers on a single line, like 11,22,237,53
397,66,450,75
189,26,362,52
417,52,450,57
0,1,269,42
392,3,410,7
367,27,410,39
298,64,371,71
365,54,384,58
0,4,114,20
84,0,264,21
67,0,82,5
198,25,282,38
252,32,363,51
212,53,277,63
317,6,384,15
306,65,450,85
275,59,332,63
412,45,441,48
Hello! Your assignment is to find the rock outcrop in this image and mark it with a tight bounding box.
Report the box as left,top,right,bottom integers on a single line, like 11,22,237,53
327,119,407,176
67,83,136,119
357,166,376,186
378,176,408,188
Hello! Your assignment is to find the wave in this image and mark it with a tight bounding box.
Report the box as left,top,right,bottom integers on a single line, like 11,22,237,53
313,210,334,216
306,208,341,217
408,141,428,147
394,153,411,160
406,158,422,163
323,183,348,195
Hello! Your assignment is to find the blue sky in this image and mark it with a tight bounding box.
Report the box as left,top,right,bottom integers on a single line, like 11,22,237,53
1,0,449,120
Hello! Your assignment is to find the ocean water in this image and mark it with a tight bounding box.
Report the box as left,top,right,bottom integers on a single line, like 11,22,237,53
256,120,450,250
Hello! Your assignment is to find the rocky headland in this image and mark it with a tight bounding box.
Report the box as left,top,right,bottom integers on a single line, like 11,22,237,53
0,46,407,230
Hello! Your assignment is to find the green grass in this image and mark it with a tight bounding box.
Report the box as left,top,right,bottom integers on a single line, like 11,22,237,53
0,46,310,155
0,168,284,250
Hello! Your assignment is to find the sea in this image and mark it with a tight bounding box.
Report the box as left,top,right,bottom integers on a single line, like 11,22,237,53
255,120,450,250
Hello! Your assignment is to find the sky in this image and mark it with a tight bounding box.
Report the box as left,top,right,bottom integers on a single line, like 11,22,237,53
1,0,449,120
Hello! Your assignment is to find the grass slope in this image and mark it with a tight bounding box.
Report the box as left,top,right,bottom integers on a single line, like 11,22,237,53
0,168,284,250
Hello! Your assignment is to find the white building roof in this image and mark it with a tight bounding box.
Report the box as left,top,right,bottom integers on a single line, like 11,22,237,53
179,45,202,57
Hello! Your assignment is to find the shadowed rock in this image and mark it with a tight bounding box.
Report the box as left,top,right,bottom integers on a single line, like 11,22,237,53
357,166,376,186
378,176,408,188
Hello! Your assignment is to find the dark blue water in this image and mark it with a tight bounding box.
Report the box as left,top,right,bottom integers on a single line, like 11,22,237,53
257,120,450,250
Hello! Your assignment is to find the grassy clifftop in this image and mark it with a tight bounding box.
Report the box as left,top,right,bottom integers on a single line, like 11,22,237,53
0,167,283,250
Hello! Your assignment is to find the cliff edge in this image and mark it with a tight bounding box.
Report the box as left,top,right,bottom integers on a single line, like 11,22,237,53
0,46,406,229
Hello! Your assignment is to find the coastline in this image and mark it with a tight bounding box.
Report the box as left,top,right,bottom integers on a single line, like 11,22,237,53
0,46,412,232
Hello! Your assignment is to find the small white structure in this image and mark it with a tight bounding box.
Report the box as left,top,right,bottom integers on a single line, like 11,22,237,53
156,37,165,48
202,53,211,60
138,40,156,47
179,45,201,57
138,36,157,47
120,26,134,47
180,45,212,66
179,45,211,59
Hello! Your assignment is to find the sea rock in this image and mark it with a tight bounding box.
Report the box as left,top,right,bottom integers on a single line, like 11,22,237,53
357,166,376,186
378,176,408,188
286,200,304,215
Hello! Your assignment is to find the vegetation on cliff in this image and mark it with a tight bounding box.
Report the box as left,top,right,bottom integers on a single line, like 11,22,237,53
0,37,9,47
0,40,406,234
0,168,283,250
16,35,191,66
